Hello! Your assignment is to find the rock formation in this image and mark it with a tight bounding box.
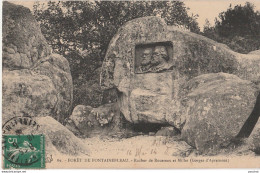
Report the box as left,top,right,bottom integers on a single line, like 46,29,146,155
36,116,90,156
100,16,260,154
67,103,135,138
180,73,258,154
2,2,73,123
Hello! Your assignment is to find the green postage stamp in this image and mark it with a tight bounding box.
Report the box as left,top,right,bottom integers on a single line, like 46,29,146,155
3,134,45,169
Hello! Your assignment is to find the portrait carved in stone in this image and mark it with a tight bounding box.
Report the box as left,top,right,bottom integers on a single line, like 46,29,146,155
135,42,173,73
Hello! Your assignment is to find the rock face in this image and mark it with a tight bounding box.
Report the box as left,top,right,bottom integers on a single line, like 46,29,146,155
180,73,259,154
2,2,73,123
248,119,260,155
100,16,260,127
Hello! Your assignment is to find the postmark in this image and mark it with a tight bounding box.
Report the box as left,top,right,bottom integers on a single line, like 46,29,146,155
2,116,40,135
2,116,45,169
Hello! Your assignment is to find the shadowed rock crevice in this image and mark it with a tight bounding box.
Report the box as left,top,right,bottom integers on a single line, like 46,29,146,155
131,122,170,134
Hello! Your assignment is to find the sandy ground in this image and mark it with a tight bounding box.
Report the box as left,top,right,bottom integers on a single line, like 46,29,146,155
84,135,194,158
45,135,259,168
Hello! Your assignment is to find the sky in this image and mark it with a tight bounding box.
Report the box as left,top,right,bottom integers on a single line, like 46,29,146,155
8,0,260,30
184,0,260,29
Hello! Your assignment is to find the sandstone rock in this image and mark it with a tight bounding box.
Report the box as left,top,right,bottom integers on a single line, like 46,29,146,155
2,2,73,123
155,126,179,137
100,16,260,125
36,116,90,156
68,103,134,138
3,2,52,70
2,70,57,123
235,53,260,85
69,105,93,128
247,119,260,155
64,119,83,137
128,72,176,124
180,73,259,155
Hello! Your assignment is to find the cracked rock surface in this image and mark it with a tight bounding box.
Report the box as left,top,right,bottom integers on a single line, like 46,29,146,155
2,2,73,123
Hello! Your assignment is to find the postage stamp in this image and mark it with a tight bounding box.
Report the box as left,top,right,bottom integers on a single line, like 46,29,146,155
3,134,45,169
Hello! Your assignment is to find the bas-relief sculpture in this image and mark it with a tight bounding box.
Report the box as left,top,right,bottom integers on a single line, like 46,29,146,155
135,43,172,73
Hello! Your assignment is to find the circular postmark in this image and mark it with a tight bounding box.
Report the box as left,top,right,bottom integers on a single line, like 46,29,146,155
2,116,40,135
2,116,45,168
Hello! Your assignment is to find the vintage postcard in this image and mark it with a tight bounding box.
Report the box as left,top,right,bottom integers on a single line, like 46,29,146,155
1,0,260,169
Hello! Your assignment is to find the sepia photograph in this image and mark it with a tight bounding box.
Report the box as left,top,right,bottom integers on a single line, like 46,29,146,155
1,0,260,170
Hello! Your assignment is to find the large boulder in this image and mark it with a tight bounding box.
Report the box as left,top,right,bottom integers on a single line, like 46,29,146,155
100,16,260,126
36,116,90,156
2,2,73,123
180,73,259,155
2,2,51,70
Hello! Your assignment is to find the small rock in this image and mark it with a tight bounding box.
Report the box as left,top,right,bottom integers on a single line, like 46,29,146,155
70,105,93,127
69,103,133,138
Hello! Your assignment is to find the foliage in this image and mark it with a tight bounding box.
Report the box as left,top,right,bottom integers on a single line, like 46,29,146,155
33,1,199,57
33,1,200,107
203,2,260,53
